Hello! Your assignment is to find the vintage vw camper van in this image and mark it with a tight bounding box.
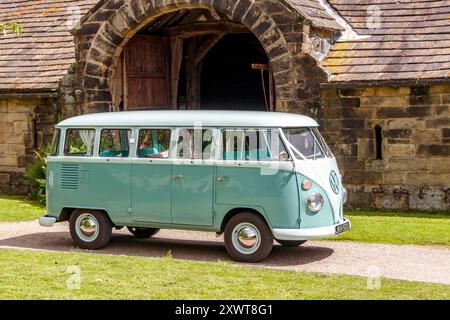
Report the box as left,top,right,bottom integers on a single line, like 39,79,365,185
40,111,350,262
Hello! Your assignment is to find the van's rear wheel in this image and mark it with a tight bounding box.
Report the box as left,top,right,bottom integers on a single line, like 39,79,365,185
127,227,160,238
276,239,307,247
224,212,273,263
69,209,112,250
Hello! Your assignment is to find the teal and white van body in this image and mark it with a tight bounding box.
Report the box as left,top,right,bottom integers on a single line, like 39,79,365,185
40,111,350,262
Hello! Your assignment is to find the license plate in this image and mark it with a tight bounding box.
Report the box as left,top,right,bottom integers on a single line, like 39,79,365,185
335,222,350,235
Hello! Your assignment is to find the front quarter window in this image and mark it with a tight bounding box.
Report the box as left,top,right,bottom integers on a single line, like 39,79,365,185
283,128,332,160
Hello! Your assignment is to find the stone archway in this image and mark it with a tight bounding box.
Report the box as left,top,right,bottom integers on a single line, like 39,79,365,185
73,0,327,116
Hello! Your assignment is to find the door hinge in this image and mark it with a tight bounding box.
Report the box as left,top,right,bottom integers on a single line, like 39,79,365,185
128,208,133,214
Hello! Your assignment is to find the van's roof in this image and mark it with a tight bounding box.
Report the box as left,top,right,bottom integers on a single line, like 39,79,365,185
57,110,319,128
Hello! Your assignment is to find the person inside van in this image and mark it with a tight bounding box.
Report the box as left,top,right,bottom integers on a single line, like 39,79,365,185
138,130,169,159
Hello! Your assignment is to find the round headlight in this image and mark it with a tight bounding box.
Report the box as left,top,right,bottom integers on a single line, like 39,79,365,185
308,193,324,213
342,187,348,204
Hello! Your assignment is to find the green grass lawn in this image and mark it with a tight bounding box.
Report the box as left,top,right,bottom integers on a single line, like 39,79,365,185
0,196,449,246
0,249,448,300
336,210,450,246
0,195,45,222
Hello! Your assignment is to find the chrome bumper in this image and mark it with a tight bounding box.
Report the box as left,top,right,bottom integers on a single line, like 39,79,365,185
39,216,56,227
272,218,351,241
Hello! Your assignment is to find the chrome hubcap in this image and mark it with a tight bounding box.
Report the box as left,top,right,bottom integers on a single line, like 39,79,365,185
231,223,261,255
75,213,99,243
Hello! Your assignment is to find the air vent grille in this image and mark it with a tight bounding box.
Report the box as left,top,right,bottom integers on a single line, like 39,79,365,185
60,164,79,190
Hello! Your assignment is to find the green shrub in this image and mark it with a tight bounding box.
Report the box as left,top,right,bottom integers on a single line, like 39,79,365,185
25,146,50,205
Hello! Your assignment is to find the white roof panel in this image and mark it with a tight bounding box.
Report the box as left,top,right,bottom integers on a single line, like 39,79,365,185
57,110,319,128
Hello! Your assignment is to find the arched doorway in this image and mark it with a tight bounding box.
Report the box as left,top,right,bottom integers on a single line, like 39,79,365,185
113,8,275,112
76,0,308,116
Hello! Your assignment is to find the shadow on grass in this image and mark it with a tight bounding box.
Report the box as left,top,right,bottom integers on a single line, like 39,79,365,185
0,231,334,267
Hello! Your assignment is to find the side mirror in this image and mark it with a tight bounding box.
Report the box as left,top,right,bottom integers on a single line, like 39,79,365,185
279,151,289,162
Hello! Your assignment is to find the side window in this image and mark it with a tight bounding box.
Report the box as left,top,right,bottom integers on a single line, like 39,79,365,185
177,128,214,160
50,128,61,156
99,129,131,158
64,129,95,157
222,129,288,161
138,129,171,159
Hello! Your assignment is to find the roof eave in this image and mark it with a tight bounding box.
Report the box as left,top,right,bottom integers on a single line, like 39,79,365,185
0,89,58,99
320,78,450,89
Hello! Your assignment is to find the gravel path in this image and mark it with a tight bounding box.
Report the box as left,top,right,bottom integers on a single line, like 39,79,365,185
0,221,449,285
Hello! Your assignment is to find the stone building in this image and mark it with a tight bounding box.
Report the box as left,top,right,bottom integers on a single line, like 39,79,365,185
0,0,449,210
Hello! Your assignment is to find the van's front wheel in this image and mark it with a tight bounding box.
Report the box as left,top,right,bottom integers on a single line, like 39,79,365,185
224,213,273,263
69,209,112,250
127,227,160,238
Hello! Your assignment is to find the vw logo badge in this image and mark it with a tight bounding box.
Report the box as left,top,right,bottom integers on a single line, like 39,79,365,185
329,171,340,194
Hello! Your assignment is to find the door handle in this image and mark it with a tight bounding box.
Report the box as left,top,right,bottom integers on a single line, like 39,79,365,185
217,176,230,182
173,175,183,180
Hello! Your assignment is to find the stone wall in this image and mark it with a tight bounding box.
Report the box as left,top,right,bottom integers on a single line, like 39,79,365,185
0,98,55,195
321,84,450,211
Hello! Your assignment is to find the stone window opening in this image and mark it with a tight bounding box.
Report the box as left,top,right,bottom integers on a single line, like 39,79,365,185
32,118,38,150
374,125,383,160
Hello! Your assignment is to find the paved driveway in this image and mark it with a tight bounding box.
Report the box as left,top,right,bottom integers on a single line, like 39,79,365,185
0,221,449,285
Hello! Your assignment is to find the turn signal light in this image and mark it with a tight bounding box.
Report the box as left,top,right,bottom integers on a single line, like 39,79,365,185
302,179,312,190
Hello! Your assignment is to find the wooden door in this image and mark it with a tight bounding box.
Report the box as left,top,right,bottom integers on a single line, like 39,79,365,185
124,35,170,110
